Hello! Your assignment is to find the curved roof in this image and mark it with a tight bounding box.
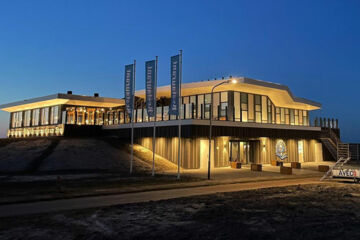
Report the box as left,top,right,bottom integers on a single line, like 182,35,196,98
135,77,321,110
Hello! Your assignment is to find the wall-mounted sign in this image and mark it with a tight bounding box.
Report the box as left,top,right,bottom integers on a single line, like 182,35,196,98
276,139,288,160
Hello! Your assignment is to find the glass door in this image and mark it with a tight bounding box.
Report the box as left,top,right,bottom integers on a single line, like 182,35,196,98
230,141,239,162
230,141,250,164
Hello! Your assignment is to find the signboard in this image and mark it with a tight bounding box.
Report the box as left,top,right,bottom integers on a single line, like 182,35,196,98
145,60,156,118
332,169,360,178
169,54,180,115
124,64,135,118
275,139,288,160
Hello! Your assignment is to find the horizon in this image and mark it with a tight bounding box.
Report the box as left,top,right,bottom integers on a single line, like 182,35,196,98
1,0,360,142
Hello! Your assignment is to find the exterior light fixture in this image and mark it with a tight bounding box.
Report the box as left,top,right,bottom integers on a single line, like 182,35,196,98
208,77,238,180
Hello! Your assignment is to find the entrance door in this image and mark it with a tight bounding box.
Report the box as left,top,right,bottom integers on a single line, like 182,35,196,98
200,140,214,169
229,141,250,164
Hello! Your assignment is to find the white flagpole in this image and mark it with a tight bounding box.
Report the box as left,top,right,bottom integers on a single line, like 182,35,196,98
177,50,182,180
130,60,136,175
152,56,158,177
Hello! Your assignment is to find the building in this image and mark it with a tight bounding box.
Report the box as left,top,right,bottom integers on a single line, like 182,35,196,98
0,77,342,168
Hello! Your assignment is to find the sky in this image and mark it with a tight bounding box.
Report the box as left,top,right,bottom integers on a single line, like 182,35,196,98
0,0,359,142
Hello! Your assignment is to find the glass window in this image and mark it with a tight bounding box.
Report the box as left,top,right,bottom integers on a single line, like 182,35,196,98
234,92,240,121
248,94,254,122
96,109,104,125
113,110,119,124
76,107,85,125
303,111,308,126
119,110,124,124
157,106,162,121
41,107,49,125
204,94,211,119
137,108,143,122
24,110,31,127
299,110,303,125
255,95,261,123
241,93,248,122
285,108,290,124
50,106,59,125
221,92,228,102
197,95,204,119
294,109,299,125
290,109,294,125
190,96,197,119
280,108,285,124
261,96,267,123
11,112,23,128
276,107,281,124
163,106,169,120
272,104,275,124
32,109,40,126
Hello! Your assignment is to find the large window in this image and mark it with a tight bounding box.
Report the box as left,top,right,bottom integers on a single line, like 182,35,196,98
241,93,248,122
261,96,267,123
32,109,40,126
234,92,240,121
24,110,31,127
41,107,49,125
255,95,261,123
248,94,254,122
50,106,59,125
204,94,211,119
197,95,204,119
67,107,76,124
219,92,228,120
11,112,23,128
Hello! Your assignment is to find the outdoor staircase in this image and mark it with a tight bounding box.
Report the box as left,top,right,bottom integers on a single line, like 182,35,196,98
321,127,351,160
337,143,350,159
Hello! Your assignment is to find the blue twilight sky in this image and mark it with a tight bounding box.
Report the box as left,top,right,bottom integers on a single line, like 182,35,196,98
0,0,359,141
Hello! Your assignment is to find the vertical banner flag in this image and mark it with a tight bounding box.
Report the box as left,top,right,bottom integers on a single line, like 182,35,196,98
124,64,135,118
169,54,180,115
145,60,156,118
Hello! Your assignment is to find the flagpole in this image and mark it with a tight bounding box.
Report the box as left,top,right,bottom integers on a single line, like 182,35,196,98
152,56,158,177
177,50,182,180
130,60,136,175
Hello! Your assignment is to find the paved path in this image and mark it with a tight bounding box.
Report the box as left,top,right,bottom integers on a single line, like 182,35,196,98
0,177,321,218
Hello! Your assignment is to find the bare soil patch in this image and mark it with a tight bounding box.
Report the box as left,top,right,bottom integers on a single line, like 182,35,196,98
1,183,360,239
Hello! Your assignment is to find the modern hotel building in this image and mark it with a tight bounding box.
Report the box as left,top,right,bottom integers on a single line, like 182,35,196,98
0,77,342,168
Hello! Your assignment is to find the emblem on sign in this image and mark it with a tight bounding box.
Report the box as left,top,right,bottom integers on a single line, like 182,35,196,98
276,139,288,160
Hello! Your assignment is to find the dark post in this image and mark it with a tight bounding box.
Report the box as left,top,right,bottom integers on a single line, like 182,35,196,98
320,117,323,127
315,117,318,127
225,106,228,121
191,103,194,119
336,119,339,129
218,105,221,120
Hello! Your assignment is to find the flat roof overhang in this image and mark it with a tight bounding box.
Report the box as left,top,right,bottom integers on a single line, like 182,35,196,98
0,93,125,112
135,77,321,111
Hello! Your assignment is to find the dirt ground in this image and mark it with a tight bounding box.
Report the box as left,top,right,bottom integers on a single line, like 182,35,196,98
1,183,360,240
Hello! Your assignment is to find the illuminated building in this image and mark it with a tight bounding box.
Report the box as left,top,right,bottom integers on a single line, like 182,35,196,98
0,77,340,167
